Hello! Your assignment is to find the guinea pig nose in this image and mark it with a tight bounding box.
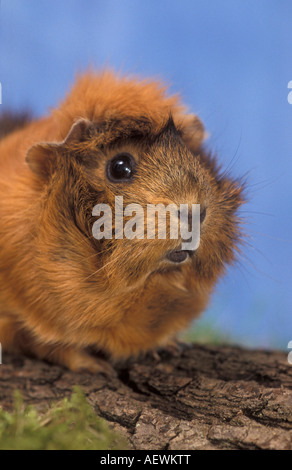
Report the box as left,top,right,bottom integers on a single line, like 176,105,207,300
166,250,189,263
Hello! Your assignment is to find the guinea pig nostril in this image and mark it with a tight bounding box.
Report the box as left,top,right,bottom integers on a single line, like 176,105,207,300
166,250,188,263
200,207,207,224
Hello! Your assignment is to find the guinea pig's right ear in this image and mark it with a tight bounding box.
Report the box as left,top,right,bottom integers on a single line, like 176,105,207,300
26,119,95,181
25,143,58,182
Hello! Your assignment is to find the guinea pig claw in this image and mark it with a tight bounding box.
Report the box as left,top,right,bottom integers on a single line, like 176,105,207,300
147,350,162,362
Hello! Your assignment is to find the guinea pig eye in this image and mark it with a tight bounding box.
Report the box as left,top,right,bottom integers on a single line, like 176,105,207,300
106,153,135,182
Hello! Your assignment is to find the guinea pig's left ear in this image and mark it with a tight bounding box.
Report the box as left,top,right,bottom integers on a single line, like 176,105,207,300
26,119,94,181
61,118,94,144
180,114,206,152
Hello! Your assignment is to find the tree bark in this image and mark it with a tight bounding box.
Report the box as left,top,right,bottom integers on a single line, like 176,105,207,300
0,344,291,450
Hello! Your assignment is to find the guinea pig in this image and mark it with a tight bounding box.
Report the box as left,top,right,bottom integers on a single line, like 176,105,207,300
0,71,243,373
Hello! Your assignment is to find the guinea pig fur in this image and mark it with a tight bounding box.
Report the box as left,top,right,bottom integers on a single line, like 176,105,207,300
0,71,244,373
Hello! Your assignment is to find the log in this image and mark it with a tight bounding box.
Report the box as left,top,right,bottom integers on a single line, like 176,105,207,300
0,344,291,450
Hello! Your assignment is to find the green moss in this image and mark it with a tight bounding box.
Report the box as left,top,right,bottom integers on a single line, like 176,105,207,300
181,320,231,345
0,387,128,450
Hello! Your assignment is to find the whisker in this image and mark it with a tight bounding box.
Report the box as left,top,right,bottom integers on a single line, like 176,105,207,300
233,258,253,290
237,252,281,284
238,210,275,218
240,239,273,266
84,256,117,281
219,132,243,178
82,244,113,261
245,229,292,244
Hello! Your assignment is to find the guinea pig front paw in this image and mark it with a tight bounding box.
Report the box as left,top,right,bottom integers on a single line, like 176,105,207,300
147,339,192,361
159,338,192,356
67,351,117,376
32,343,117,376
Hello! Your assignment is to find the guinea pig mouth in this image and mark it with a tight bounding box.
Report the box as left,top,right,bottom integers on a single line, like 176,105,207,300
166,249,193,264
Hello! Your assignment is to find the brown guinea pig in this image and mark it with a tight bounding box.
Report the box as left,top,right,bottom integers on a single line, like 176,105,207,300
0,71,243,373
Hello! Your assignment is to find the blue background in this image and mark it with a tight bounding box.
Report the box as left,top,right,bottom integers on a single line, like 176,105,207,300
1,0,291,349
